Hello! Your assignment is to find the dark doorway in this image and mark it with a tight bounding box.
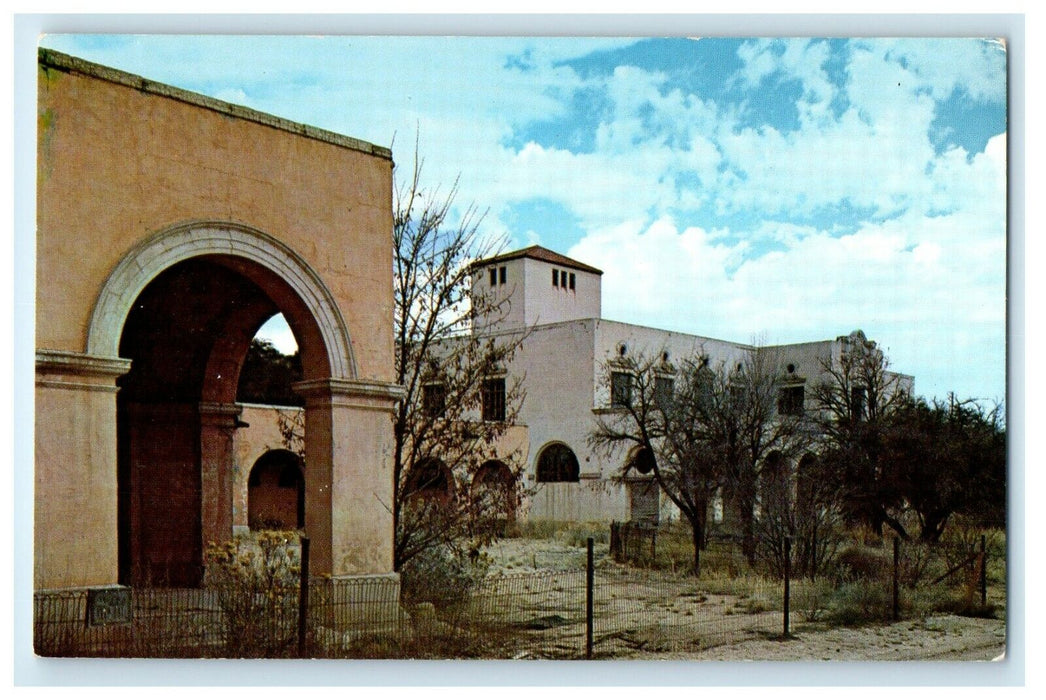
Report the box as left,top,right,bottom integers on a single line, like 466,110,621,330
117,258,280,586
248,449,305,530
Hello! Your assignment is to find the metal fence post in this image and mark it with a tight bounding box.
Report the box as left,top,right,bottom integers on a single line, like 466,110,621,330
586,536,594,659
298,536,310,657
980,534,988,607
783,535,791,638
811,527,818,581
892,536,900,621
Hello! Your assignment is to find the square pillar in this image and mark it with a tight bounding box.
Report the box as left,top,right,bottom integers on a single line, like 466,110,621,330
198,402,242,552
293,379,404,578
35,350,131,589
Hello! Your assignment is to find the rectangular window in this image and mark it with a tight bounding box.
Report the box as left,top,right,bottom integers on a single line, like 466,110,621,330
422,383,446,418
552,269,559,287
851,386,867,421
777,385,805,416
611,371,633,409
489,268,497,286
696,369,714,412
482,377,506,422
499,266,506,284
655,376,674,409
569,272,576,290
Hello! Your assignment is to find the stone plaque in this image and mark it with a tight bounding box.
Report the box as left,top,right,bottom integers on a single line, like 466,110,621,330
86,586,132,626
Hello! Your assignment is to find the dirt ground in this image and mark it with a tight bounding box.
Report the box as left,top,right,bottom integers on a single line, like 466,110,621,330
480,537,1007,662
656,615,1007,661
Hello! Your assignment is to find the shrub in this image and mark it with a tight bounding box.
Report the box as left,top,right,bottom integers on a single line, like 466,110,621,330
204,530,301,657
933,597,997,619
830,545,891,582
790,579,836,622
825,581,893,625
399,544,489,612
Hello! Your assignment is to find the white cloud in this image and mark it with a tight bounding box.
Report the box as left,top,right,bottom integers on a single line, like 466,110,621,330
568,126,1006,402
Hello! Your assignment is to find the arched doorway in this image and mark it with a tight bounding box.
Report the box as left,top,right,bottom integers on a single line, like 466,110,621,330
624,447,659,526
795,453,818,516
108,223,357,587
248,450,305,531
472,460,516,534
759,450,790,516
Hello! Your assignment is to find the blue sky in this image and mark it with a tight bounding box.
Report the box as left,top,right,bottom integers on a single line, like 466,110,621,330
37,34,1008,404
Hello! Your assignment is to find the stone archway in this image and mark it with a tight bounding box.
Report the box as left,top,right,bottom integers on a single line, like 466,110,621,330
87,221,356,381
35,49,400,591
104,222,400,586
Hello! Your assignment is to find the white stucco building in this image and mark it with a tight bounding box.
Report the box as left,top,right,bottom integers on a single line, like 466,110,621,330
468,245,912,527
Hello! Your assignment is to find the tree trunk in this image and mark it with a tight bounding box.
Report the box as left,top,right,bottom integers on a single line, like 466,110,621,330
689,515,704,578
696,499,709,550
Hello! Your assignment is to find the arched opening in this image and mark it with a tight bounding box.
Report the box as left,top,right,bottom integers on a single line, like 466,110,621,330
795,453,818,515
237,313,304,407
535,443,580,483
404,458,453,501
115,246,339,586
624,446,659,525
626,446,657,475
472,460,516,532
248,450,305,531
759,450,790,516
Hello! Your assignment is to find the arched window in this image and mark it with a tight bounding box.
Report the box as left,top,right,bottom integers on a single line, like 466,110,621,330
796,453,818,514
627,446,657,475
760,450,790,513
247,449,304,531
405,458,452,500
536,443,580,483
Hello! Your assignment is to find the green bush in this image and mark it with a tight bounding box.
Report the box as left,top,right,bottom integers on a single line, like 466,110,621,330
825,580,893,625
790,579,837,622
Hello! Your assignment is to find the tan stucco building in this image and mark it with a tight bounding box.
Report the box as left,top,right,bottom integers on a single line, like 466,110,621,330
35,49,402,591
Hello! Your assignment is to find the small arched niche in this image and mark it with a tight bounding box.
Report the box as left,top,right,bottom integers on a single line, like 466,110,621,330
248,449,305,531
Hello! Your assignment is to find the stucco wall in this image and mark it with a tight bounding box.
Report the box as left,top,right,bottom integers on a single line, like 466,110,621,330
36,52,394,380
232,404,303,532
520,258,601,329
35,50,400,589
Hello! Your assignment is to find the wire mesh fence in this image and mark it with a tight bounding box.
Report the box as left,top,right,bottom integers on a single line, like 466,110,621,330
33,532,1004,659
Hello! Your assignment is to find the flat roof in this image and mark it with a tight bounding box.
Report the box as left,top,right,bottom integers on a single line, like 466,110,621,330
38,48,392,161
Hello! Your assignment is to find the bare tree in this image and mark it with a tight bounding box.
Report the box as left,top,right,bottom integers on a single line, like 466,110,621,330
589,345,811,575
811,330,912,539
704,347,814,564
589,351,721,576
392,145,527,571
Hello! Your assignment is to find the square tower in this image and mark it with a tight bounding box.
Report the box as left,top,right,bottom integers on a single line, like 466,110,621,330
471,246,602,333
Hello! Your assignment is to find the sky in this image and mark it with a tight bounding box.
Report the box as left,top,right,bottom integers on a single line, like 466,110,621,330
36,33,1009,405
